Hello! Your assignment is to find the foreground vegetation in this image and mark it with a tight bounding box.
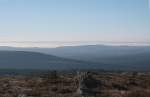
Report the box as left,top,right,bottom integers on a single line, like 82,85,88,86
0,71,150,97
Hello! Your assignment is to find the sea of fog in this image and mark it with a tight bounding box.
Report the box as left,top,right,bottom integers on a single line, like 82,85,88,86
0,41,150,48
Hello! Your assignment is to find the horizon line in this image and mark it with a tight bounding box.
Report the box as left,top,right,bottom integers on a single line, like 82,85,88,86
0,41,150,48
0,41,150,44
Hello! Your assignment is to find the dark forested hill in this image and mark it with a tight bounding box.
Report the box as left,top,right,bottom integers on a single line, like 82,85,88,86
0,45,150,71
0,51,100,70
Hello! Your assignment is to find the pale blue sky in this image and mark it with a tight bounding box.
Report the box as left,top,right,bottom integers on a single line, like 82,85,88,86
0,0,150,46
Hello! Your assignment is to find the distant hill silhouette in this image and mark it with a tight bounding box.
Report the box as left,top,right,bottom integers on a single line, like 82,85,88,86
0,51,100,70
0,45,150,71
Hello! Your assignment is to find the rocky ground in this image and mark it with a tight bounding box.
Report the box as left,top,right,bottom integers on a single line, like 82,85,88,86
0,71,150,97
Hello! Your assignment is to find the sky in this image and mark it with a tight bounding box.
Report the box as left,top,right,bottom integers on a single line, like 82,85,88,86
0,0,150,47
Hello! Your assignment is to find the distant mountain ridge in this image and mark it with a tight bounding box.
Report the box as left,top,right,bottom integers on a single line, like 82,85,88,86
0,51,100,70
0,45,150,71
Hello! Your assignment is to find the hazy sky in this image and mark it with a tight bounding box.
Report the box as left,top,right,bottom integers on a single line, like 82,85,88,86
0,0,150,47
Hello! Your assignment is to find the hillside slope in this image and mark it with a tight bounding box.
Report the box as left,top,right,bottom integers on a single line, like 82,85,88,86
0,46,150,71
0,51,99,70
